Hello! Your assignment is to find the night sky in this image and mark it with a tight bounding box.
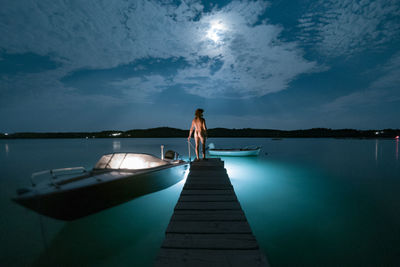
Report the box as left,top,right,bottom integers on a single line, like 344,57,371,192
1,0,399,132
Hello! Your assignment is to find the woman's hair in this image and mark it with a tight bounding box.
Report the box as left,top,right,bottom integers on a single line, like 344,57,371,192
195,108,204,118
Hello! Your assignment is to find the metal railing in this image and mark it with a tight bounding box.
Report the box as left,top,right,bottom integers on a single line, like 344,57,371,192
31,167,87,187
187,140,196,163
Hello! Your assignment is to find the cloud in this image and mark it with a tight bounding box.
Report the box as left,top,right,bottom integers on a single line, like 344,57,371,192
109,75,169,103
298,0,400,57
173,1,319,98
0,67,123,110
0,52,59,75
0,0,318,101
0,0,200,69
322,52,400,112
369,53,400,90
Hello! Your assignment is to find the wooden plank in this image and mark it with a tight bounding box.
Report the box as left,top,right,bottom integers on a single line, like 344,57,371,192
180,189,235,195
188,176,229,181
186,178,231,182
155,248,269,267
191,158,221,162
187,178,229,182
166,221,252,234
188,177,229,181
189,169,226,173
191,168,226,172
190,166,227,171
184,184,233,190
191,161,224,165
190,161,223,165
188,176,230,181
179,195,237,202
171,210,246,221
189,171,227,176
190,161,224,168
191,159,223,164
161,233,259,249
187,174,230,179
185,180,232,186
175,202,241,210
187,178,230,183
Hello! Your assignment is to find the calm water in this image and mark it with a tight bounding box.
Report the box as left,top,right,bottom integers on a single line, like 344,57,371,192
0,138,399,266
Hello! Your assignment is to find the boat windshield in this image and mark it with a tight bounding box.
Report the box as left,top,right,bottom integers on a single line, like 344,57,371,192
94,153,168,170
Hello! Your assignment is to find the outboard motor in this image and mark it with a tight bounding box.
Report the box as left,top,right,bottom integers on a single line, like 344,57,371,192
164,150,179,161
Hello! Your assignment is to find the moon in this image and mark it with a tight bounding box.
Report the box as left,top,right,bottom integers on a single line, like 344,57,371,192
206,20,227,43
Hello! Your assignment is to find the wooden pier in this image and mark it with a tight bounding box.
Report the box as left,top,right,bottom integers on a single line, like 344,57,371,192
155,158,269,267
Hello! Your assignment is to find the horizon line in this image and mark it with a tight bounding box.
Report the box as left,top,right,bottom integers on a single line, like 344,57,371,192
2,126,400,134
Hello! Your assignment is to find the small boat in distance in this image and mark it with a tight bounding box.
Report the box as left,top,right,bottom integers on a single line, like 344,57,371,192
207,143,261,157
13,151,188,220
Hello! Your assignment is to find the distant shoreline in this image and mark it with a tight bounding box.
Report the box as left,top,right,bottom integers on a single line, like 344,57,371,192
1,127,399,139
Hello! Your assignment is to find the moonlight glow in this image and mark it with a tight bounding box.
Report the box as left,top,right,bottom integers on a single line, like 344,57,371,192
206,20,227,43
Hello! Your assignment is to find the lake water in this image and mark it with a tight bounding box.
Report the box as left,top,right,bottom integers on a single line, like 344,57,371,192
0,138,399,266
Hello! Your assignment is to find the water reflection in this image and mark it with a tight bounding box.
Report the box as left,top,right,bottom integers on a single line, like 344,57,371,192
375,139,378,162
5,143,9,156
34,208,148,266
396,139,399,161
33,174,187,266
33,195,175,266
113,140,121,150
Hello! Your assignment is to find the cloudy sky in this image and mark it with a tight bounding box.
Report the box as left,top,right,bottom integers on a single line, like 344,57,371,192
1,0,399,132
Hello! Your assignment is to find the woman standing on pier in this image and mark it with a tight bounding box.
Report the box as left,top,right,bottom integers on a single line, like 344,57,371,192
188,109,207,160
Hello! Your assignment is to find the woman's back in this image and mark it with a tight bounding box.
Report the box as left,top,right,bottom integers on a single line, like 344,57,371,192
193,117,206,133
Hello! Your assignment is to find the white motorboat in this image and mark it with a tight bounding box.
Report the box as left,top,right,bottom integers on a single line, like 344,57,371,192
13,151,188,220
207,143,261,156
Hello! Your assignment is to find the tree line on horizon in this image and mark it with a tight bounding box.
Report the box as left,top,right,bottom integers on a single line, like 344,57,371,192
1,127,399,139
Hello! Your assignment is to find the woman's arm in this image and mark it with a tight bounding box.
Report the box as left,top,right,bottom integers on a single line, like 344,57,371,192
188,120,194,140
203,119,207,137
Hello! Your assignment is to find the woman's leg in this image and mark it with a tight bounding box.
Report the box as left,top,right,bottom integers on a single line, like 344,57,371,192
200,136,206,159
194,133,200,160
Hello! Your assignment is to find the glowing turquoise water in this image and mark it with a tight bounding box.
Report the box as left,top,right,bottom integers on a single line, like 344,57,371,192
1,138,399,266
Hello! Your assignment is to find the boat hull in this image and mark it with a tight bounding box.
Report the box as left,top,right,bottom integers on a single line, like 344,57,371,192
13,163,188,220
208,148,260,156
